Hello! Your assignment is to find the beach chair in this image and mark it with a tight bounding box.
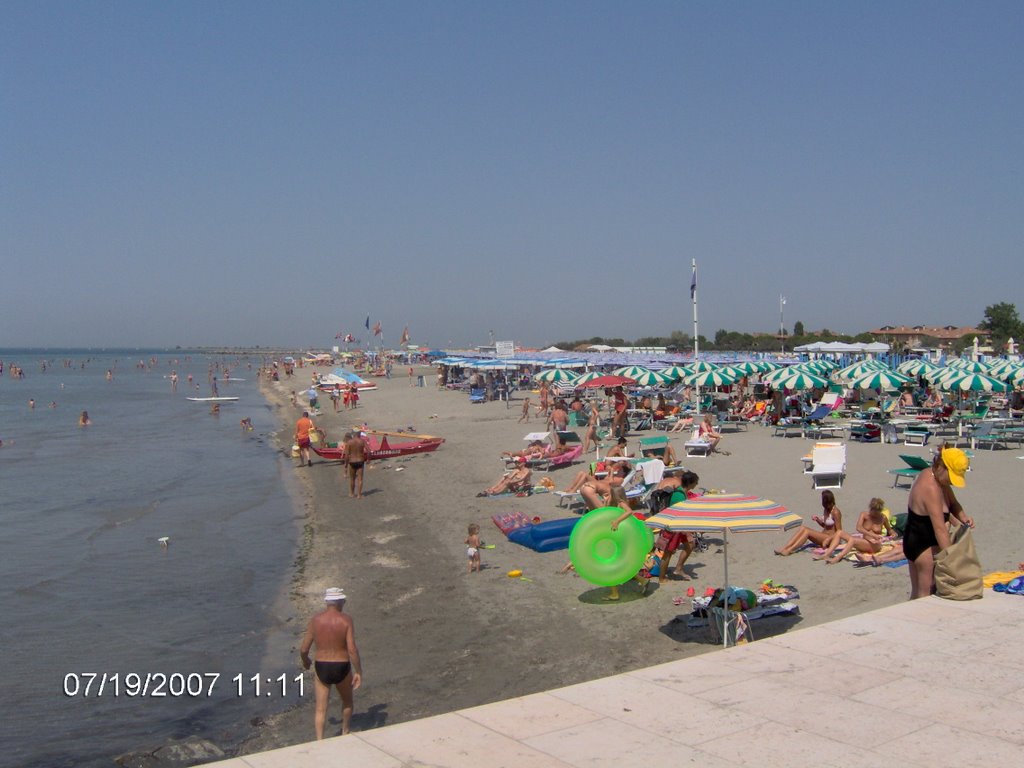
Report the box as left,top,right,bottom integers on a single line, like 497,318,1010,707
684,428,713,457
888,454,930,488
638,435,670,461
540,443,584,471
469,388,486,403
902,423,932,446
810,443,846,489
969,420,1004,450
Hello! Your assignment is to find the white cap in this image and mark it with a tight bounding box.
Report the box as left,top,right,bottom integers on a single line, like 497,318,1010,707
324,587,346,603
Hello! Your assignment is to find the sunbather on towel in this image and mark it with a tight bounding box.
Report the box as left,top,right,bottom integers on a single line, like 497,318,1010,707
816,498,895,564
775,490,843,555
855,541,906,566
482,466,532,496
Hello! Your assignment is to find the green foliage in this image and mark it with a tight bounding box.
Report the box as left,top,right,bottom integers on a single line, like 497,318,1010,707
793,320,805,336
978,302,1024,348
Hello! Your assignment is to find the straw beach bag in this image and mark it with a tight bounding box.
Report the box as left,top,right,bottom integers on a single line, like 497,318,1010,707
934,524,983,601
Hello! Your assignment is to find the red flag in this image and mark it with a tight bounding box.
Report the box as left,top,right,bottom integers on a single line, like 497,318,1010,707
373,321,382,336
345,334,355,343
334,331,344,339
400,326,410,345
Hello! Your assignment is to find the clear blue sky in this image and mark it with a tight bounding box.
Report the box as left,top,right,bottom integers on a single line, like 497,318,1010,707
4,1,1022,349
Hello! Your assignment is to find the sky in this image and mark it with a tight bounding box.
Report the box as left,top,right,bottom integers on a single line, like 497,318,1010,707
4,1,1023,350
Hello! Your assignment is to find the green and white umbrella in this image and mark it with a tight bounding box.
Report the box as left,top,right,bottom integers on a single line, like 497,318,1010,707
848,370,912,391
533,368,580,384
660,365,690,381
682,361,719,374
612,365,653,379
897,359,940,377
574,370,607,386
771,371,829,390
762,366,800,385
835,360,888,381
729,361,763,376
985,360,1015,378
937,372,1007,393
631,369,673,387
945,360,989,374
683,369,740,388
1004,366,1024,386
717,365,747,380
798,360,837,376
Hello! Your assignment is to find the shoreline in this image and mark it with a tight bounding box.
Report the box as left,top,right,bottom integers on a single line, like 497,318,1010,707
230,368,1022,757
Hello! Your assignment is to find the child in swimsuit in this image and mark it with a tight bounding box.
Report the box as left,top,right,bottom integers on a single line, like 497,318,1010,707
466,523,482,573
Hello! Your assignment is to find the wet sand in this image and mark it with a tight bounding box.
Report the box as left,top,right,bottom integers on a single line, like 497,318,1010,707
237,368,1021,752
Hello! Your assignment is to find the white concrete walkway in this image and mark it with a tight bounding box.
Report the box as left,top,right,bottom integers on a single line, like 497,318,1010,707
210,594,1023,768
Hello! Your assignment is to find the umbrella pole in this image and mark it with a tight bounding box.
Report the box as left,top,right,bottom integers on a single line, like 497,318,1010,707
722,529,730,648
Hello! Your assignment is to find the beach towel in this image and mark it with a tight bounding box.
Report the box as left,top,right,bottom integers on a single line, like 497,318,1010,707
640,458,665,485
491,512,531,535
983,570,1024,589
992,576,1024,595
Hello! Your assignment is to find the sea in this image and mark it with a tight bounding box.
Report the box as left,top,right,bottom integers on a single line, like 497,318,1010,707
0,349,301,768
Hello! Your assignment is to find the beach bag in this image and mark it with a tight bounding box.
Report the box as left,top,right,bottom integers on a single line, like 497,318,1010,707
934,524,982,601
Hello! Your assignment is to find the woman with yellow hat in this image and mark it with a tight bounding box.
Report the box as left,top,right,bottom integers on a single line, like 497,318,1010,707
905,446,974,599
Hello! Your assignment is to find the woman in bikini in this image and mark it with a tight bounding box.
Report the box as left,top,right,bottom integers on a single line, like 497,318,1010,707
775,490,842,556
904,447,973,599
815,498,895,564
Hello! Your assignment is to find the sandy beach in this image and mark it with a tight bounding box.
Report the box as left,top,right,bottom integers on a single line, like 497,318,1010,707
236,367,1022,754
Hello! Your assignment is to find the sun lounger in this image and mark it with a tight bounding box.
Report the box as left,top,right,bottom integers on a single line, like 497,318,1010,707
902,423,932,446
810,443,846,489
684,436,713,457
888,453,930,488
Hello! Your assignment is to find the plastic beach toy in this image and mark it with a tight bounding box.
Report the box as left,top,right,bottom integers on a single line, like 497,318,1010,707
568,506,653,587
507,570,523,578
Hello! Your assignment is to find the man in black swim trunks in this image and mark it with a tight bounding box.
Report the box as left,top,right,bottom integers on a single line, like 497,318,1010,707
300,587,362,738
343,431,369,499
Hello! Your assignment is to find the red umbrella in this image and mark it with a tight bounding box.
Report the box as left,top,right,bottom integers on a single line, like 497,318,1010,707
577,375,636,389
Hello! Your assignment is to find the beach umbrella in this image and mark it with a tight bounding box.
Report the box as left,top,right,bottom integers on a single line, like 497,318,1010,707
937,372,1007,393
985,360,1015,378
577,374,637,389
946,359,989,373
729,361,762,376
533,368,580,384
771,371,829,391
847,370,912,391
796,360,833,376
683,369,739,388
645,493,801,597
897,359,940,377
682,361,718,374
834,360,888,382
612,365,653,379
761,366,801,385
660,365,690,381
1004,366,1024,386
631,369,673,387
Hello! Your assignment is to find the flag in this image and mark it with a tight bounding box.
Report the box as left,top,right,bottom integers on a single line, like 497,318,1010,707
334,331,343,339
373,321,382,337
690,264,697,301
345,333,355,343
400,326,410,345
365,315,370,331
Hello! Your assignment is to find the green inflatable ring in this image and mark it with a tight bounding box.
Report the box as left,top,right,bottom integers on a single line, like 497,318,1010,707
568,506,654,587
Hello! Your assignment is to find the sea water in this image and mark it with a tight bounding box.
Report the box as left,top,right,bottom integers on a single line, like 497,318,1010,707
0,350,299,768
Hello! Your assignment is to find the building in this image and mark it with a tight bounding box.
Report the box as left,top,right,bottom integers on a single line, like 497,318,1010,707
868,325,987,351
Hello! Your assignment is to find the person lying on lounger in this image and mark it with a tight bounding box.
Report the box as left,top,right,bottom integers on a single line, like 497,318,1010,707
668,414,695,432
500,440,549,460
815,498,895,564
481,466,532,496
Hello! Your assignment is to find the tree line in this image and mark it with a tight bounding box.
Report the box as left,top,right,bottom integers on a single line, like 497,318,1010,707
551,302,1023,354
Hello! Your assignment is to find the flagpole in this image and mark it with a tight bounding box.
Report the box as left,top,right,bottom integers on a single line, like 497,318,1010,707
692,259,700,417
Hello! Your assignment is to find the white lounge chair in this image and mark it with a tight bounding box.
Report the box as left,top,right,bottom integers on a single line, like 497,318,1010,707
684,428,713,457
810,443,846,489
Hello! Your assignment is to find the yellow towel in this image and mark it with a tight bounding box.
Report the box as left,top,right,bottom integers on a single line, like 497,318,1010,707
983,570,1024,588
